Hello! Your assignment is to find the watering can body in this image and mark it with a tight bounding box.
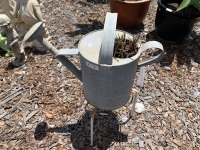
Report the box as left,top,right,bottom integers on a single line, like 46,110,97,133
79,30,141,110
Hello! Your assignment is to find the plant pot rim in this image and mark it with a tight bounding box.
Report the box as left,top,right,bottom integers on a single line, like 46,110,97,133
157,0,200,18
111,0,150,4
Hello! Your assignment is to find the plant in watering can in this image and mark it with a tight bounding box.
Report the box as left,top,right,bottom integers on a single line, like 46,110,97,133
113,33,140,58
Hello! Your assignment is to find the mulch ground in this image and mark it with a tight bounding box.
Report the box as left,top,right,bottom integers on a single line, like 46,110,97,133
0,0,200,149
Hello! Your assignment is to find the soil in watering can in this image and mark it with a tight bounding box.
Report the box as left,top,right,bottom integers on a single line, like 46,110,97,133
113,33,139,58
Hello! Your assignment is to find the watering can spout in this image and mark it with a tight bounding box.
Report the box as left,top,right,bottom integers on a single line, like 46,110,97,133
23,22,82,81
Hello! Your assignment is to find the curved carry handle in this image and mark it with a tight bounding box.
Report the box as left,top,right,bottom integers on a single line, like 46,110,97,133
138,41,164,67
99,12,118,65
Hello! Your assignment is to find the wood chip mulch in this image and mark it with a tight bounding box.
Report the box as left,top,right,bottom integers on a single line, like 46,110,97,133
0,0,200,149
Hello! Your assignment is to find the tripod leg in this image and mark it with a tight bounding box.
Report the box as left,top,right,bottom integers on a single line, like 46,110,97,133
90,108,98,146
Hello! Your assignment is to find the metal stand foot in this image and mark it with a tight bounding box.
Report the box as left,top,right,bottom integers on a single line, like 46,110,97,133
118,88,139,125
130,89,139,117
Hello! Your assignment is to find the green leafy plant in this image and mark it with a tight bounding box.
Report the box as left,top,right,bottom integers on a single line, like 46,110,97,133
177,0,200,11
0,34,12,57
113,33,139,58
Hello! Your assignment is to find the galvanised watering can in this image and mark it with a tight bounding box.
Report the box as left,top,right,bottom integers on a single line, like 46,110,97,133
23,13,164,110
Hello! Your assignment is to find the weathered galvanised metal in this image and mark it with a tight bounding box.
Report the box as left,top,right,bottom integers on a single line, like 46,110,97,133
23,13,164,110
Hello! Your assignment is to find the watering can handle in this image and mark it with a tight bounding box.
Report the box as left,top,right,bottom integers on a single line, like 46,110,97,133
138,41,164,67
99,12,118,65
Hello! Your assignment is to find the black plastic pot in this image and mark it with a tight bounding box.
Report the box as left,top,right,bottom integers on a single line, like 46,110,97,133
155,0,200,43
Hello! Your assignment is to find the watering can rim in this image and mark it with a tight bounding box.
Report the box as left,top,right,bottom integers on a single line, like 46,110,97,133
78,29,145,66
78,29,164,67
78,29,144,66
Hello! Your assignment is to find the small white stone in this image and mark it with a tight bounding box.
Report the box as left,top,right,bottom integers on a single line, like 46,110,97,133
57,62,62,68
49,124,55,128
187,36,193,40
99,113,108,116
18,121,23,126
191,91,200,98
132,136,140,144
139,140,144,148
35,104,38,109
135,103,145,113
121,116,129,123
0,108,4,114
70,119,78,124
163,66,171,71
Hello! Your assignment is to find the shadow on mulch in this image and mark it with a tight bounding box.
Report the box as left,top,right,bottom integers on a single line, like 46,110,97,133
3,46,49,70
65,19,104,46
117,23,145,35
146,30,200,68
5,62,18,70
65,19,104,38
34,110,127,149
0,48,7,57
66,22,144,46
24,47,48,56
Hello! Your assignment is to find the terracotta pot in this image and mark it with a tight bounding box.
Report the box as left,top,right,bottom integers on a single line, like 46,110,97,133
110,0,150,29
